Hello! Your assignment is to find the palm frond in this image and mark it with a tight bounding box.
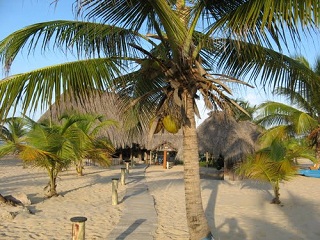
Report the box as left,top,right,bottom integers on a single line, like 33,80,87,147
0,58,123,118
212,38,319,91
205,0,319,49
0,20,145,73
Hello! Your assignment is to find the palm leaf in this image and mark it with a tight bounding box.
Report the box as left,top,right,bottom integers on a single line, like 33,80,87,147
0,58,123,118
205,0,319,48
0,20,145,72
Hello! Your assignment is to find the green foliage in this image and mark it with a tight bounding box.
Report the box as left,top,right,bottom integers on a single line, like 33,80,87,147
237,130,315,204
0,113,115,196
255,56,320,161
0,0,319,237
0,117,28,157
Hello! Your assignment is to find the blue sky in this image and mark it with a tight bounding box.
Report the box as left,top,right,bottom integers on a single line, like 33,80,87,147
0,1,320,124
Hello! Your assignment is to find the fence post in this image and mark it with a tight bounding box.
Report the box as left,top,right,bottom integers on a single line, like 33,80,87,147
112,178,119,205
125,161,130,174
70,216,87,240
120,168,126,185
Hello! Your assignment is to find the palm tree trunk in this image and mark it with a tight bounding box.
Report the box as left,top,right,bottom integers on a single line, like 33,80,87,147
271,181,281,204
47,168,58,197
183,94,212,239
316,133,320,162
76,160,84,176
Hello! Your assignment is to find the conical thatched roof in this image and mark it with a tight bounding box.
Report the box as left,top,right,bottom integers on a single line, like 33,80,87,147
197,111,261,163
40,91,146,149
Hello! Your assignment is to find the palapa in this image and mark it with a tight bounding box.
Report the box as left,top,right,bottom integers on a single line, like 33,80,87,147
40,91,183,157
197,111,261,167
39,91,145,150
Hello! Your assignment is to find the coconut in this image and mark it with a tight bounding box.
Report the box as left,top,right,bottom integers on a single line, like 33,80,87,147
162,115,180,134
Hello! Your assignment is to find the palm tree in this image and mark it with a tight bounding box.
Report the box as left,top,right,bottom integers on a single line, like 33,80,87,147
56,113,116,176
0,117,28,157
0,1,319,238
0,117,29,204
256,56,320,163
237,126,315,204
233,99,257,121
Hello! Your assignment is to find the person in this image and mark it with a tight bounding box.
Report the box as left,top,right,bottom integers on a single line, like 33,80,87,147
309,163,320,170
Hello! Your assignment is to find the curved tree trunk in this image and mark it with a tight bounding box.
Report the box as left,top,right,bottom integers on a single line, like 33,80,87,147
183,94,212,239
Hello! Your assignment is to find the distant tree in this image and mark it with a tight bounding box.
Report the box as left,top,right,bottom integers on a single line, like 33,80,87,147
233,99,257,121
0,114,116,197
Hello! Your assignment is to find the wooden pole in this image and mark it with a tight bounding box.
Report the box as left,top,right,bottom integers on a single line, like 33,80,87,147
112,178,119,205
163,150,167,169
125,161,130,174
70,216,87,240
120,168,126,185
206,152,209,168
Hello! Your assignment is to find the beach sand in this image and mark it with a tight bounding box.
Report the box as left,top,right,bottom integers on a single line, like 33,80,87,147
145,159,320,240
0,157,125,240
1,157,320,240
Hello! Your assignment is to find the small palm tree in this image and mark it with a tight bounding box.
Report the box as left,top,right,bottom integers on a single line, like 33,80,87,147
237,128,315,204
20,118,82,197
0,117,28,157
257,56,320,158
57,113,116,176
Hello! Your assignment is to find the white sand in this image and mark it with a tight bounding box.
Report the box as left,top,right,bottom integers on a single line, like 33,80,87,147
145,161,320,240
1,157,320,240
0,157,125,240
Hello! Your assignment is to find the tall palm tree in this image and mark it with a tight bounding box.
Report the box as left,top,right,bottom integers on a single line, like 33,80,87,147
0,1,319,238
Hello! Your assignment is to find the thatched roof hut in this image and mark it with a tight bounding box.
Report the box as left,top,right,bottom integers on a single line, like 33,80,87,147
40,91,183,156
197,111,261,165
40,91,146,149
148,129,183,151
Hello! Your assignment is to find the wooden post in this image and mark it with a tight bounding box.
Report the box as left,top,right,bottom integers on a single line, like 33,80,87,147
70,216,87,240
120,168,126,185
206,152,209,168
125,161,130,174
112,178,119,205
163,150,167,169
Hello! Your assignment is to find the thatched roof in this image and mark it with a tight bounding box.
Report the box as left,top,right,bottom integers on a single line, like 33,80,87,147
197,111,261,162
148,129,183,151
40,91,146,149
40,91,183,152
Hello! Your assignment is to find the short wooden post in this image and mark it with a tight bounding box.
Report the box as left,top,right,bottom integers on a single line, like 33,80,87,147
125,161,130,174
70,216,87,240
206,152,209,168
120,168,126,185
112,178,119,205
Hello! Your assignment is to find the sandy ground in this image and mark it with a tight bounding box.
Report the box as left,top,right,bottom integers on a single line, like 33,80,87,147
145,159,320,240
0,156,125,240
1,157,320,240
